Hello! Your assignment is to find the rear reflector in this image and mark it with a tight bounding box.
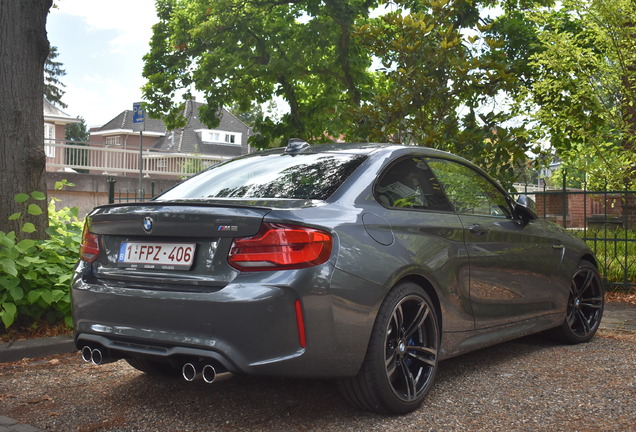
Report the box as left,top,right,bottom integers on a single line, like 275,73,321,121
295,299,307,348
79,222,99,262
228,223,332,271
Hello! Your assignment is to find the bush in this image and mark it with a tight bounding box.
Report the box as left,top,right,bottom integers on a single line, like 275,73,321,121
575,228,636,289
0,192,82,330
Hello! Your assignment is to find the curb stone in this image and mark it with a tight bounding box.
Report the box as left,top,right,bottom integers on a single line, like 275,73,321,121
0,416,43,432
0,335,75,363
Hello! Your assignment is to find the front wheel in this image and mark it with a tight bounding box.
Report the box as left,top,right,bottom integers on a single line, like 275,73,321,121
548,261,604,344
339,282,440,414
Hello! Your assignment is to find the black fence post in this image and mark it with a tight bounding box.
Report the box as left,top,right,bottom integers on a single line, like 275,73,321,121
624,184,629,288
583,180,587,237
107,176,116,204
562,170,567,228
542,182,547,218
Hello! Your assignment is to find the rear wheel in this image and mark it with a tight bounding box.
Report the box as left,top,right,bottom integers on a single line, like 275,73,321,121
548,261,604,344
125,357,180,377
339,282,440,414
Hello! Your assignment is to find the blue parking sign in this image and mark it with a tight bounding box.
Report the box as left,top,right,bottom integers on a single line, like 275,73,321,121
133,102,145,124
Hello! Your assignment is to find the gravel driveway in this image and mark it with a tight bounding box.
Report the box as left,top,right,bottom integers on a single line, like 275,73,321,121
1,331,634,432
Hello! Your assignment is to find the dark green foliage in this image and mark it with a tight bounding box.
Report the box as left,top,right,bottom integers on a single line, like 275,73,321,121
65,117,90,173
44,45,67,108
142,0,540,185
0,189,82,330
65,117,89,142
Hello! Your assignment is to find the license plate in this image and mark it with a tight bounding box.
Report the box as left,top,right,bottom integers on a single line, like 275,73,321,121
118,242,196,270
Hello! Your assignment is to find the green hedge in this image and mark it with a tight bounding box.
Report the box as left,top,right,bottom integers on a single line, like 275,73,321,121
577,229,636,288
0,191,82,330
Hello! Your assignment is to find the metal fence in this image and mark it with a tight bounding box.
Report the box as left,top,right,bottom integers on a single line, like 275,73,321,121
106,177,171,204
514,180,636,292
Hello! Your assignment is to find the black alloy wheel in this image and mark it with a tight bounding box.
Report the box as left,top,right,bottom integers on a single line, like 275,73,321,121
549,261,604,344
339,282,440,414
384,293,438,404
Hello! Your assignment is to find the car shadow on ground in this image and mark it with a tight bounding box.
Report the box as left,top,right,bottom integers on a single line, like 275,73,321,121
90,334,559,430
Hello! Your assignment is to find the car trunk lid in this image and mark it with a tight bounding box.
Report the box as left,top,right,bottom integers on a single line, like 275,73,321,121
86,202,275,290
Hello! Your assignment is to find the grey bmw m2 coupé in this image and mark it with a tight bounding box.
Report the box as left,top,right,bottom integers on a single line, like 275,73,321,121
72,140,604,414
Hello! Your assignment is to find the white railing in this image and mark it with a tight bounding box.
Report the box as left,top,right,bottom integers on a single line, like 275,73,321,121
45,141,230,177
512,182,562,193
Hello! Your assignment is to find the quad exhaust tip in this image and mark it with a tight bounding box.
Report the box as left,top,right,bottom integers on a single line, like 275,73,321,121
81,346,230,383
181,362,220,384
202,364,217,384
81,346,93,363
80,345,114,366
182,362,201,382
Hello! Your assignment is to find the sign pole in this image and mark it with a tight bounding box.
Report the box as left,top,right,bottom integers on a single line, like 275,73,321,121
139,130,143,199
132,102,145,200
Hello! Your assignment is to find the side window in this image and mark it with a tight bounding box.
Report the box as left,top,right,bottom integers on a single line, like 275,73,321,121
375,157,452,212
426,158,513,218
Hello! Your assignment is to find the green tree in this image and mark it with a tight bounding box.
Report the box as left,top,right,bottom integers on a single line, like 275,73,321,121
495,0,636,188
0,0,53,237
143,0,376,148
228,101,263,128
65,117,90,173
44,45,67,108
142,0,538,185
347,0,537,183
228,100,280,129
65,117,89,142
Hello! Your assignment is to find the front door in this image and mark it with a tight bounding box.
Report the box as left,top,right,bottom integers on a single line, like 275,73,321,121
427,158,562,329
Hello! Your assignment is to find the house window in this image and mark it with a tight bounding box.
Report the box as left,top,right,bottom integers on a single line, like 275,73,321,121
44,123,56,158
198,129,240,145
198,130,221,142
105,136,121,145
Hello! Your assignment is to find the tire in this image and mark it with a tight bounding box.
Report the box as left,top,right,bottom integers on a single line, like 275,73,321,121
125,357,180,377
339,281,440,415
547,261,604,344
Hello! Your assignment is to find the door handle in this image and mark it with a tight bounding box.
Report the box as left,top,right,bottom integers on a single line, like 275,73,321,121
468,224,488,236
552,244,565,249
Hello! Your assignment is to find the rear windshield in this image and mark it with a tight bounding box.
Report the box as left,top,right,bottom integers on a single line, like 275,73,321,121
157,152,367,201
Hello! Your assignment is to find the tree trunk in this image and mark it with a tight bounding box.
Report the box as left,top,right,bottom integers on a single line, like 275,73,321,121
0,0,53,238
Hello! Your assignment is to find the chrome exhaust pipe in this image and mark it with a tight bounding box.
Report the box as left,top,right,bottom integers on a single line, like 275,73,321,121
202,364,216,384
81,346,93,363
182,362,201,381
86,347,117,365
91,348,104,365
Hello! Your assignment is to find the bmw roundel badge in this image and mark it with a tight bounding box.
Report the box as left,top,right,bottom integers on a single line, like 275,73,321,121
142,217,153,233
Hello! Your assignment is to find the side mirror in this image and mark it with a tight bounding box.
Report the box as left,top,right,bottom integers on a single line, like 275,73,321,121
515,195,538,222
516,194,536,211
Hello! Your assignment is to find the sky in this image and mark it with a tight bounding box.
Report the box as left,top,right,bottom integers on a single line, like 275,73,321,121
46,1,160,128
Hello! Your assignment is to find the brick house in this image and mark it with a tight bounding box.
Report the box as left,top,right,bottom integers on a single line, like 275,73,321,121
90,99,252,159
535,190,636,229
44,98,81,171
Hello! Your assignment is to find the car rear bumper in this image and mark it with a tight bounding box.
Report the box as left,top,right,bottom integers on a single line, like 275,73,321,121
71,261,376,378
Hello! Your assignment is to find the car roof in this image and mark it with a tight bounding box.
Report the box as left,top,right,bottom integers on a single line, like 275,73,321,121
261,141,463,160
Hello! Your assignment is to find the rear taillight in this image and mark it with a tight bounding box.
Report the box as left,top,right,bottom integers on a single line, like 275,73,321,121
228,223,333,271
79,222,99,262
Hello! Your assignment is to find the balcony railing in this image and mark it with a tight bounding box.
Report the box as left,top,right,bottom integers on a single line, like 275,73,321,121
45,140,229,177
